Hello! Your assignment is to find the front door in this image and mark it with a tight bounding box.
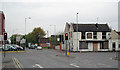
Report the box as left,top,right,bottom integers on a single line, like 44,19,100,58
112,42,116,51
93,43,98,51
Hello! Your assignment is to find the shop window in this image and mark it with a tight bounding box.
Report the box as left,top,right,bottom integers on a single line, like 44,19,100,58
100,42,108,49
79,42,88,49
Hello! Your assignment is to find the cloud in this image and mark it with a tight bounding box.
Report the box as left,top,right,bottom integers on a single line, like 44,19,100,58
1,1,118,37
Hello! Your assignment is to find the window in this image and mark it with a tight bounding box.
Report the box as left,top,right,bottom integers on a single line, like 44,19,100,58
87,33,92,39
100,42,108,49
82,32,85,39
79,42,88,49
102,32,106,39
93,32,97,39
119,44,120,48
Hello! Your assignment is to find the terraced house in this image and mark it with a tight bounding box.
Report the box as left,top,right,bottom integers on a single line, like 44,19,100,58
64,23,113,52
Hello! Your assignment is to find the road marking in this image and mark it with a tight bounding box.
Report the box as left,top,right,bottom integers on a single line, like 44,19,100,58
13,57,23,70
70,63,79,68
109,57,113,60
35,64,44,68
0,51,24,53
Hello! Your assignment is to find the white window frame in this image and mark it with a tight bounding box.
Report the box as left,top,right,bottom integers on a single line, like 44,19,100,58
86,32,93,40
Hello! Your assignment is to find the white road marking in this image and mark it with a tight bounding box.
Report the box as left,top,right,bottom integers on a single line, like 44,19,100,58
70,63,79,68
35,64,44,68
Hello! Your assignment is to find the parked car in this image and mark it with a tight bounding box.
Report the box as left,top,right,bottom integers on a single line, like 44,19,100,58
7,45,16,51
12,45,23,51
0,44,3,51
29,45,35,49
2,45,15,51
37,46,42,50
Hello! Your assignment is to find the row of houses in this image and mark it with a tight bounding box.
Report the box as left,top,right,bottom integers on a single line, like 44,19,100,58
63,23,120,52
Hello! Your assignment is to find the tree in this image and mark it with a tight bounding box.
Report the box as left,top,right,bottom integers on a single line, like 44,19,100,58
26,27,46,45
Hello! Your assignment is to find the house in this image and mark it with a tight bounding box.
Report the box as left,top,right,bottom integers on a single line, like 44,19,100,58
109,30,120,51
64,22,113,52
0,11,5,45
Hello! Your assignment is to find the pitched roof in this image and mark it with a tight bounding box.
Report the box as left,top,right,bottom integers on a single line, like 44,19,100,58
72,23,111,32
117,32,120,35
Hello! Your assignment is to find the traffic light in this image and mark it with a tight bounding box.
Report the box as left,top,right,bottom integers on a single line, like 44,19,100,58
65,33,68,40
62,40,64,44
59,35,64,42
4,33,7,40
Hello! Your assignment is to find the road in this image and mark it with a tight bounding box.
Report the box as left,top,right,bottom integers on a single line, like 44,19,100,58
1,48,119,69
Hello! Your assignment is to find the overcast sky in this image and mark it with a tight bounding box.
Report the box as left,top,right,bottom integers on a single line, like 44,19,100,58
0,0,119,37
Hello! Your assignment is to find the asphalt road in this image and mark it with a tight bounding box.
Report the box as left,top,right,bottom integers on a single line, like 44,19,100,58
2,48,119,68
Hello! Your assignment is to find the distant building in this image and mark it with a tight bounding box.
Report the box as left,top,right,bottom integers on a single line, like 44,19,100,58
63,23,118,52
39,38,50,47
0,11,5,45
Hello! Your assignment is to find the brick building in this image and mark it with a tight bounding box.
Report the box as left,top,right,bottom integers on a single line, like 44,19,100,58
0,11,5,45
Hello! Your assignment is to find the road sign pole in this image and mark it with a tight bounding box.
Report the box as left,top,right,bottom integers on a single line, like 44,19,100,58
66,40,67,56
4,40,6,57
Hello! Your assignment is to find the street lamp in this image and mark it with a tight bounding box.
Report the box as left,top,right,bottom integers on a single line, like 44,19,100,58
24,17,31,50
49,25,56,47
49,25,56,35
76,12,79,52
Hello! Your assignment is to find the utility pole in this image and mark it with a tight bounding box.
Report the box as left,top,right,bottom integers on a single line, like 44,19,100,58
97,17,99,23
76,12,79,52
25,17,31,51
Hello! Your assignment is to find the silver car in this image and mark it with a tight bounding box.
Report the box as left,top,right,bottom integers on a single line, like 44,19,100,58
37,46,42,50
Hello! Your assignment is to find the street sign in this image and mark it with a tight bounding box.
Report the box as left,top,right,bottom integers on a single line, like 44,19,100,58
16,36,21,42
20,39,26,44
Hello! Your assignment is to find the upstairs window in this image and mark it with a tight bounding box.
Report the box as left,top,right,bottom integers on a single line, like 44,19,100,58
87,33,92,39
82,32,85,39
93,32,97,39
102,32,106,39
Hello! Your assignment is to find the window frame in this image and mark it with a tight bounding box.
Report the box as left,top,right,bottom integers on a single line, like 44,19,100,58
93,32,97,39
81,32,85,39
102,32,106,39
86,32,93,40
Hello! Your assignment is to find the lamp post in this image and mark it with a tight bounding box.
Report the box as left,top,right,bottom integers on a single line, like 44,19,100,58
24,17,31,50
76,12,79,52
49,25,56,47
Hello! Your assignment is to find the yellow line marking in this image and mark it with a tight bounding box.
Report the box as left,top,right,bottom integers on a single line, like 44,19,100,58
109,57,113,60
0,51,24,53
13,57,24,70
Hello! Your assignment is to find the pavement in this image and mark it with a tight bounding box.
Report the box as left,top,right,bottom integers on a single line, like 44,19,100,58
0,48,119,69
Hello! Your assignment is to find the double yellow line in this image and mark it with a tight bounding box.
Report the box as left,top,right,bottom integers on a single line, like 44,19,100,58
12,57,23,70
